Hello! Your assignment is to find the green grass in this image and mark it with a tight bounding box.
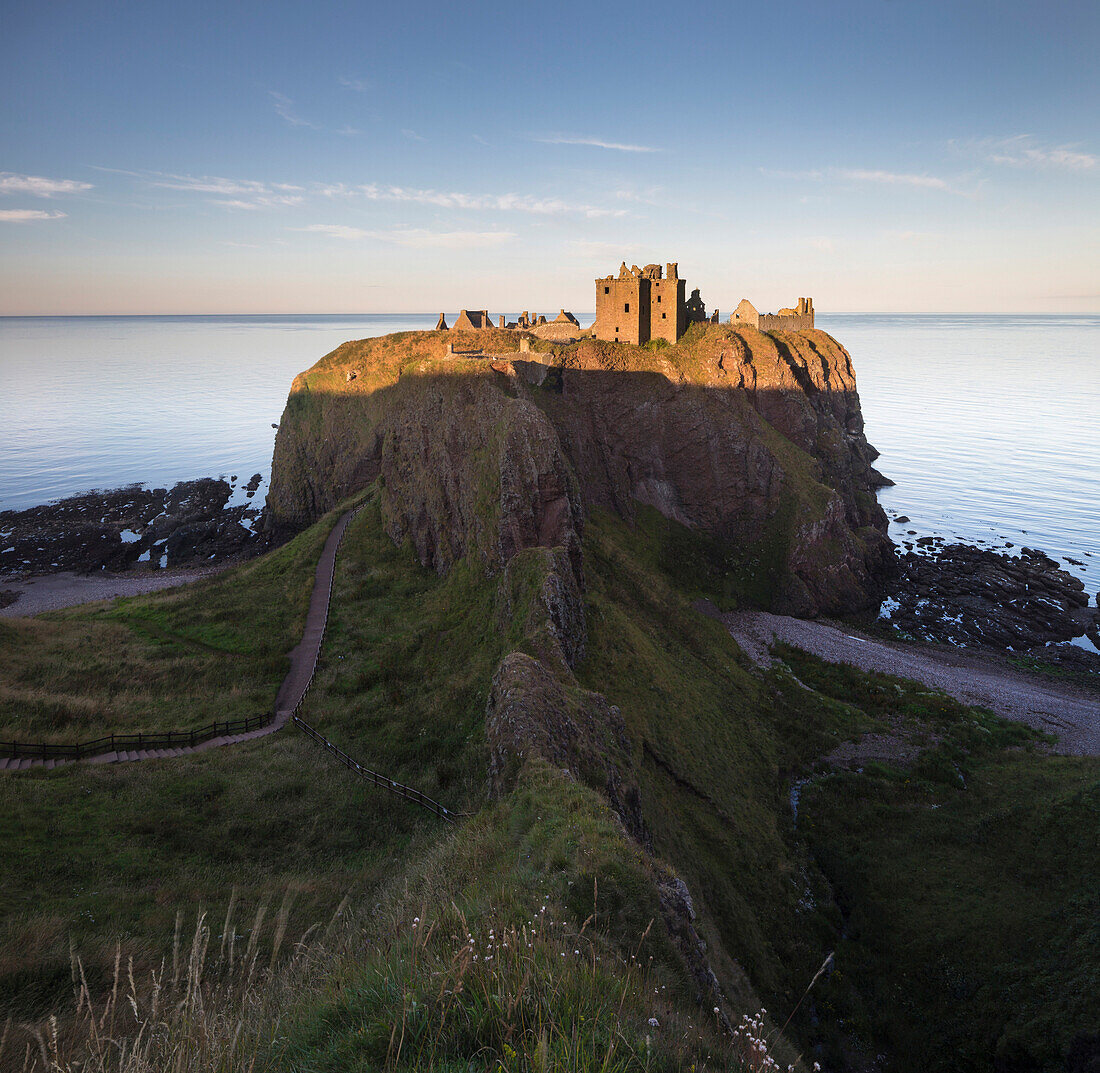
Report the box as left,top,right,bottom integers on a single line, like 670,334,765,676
770,646,1096,1071
2,487,1097,1073
0,506,346,742
275,763,741,1073
0,498,484,1022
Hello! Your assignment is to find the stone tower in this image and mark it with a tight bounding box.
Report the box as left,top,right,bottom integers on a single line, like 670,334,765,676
594,261,689,345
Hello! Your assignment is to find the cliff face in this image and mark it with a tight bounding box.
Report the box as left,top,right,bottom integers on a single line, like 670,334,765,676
266,323,891,616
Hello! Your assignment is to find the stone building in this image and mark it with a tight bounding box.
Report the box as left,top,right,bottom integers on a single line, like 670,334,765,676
594,262,687,345
730,297,814,331
453,309,494,330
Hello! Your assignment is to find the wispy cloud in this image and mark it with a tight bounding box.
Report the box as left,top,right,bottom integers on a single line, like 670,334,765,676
952,135,1097,171
270,91,320,129
0,208,67,221
105,169,630,218
614,186,665,206
567,240,643,258
211,196,304,210
295,224,516,248
322,182,627,218
882,229,936,242
108,171,307,209
339,77,370,92
840,169,953,190
536,135,661,153
0,173,92,197
401,128,426,141
762,166,963,193
142,173,277,195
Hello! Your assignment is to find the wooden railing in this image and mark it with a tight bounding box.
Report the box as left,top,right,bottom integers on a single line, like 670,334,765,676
293,715,455,821
0,715,274,762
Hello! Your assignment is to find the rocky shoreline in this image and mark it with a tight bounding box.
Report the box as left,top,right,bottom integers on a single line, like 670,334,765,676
880,540,1100,676
0,476,267,583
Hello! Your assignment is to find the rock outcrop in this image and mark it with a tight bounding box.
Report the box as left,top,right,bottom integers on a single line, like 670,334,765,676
885,544,1100,649
266,324,892,617
0,479,263,576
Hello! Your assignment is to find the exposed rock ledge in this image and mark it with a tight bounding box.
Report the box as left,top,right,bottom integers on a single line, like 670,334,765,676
0,478,264,578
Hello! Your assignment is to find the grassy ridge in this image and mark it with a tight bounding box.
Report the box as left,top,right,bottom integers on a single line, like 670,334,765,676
0,500,468,1022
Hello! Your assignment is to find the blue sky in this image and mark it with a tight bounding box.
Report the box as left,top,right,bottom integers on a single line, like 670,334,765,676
1,0,1097,313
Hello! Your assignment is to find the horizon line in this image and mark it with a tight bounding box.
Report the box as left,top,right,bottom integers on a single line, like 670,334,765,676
2,309,1099,318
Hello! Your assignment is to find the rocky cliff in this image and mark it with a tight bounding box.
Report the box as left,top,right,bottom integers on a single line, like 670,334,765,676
267,323,891,617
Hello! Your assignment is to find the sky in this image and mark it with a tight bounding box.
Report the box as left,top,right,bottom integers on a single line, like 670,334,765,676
1,0,1097,314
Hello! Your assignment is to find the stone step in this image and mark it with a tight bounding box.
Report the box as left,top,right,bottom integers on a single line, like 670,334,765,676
0,758,11,772
16,758,33,770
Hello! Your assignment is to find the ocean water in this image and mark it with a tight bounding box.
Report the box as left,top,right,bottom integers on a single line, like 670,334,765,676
1,313,1097,603
817,314,1099,606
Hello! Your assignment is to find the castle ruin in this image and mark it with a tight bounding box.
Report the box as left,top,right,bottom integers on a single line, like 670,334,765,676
453,309,493,330
435,262,814,346
594,262,686,345
730,297,814,331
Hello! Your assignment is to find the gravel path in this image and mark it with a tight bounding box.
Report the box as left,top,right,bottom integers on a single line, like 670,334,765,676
0,565,233,617
701,603,1100,756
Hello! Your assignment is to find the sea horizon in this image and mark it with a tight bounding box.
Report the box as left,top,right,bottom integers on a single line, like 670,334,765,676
3,310,1099,318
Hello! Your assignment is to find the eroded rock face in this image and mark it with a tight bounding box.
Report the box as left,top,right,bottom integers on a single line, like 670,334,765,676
485,651,645,841
266,324,892,616
547,329,891,614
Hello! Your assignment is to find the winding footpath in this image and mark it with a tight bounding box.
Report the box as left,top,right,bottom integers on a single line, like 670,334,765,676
0,509,357,773
704,604,1100,756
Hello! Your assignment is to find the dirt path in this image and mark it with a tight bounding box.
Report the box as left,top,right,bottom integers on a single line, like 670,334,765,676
701,603,1100,756
1,509,357,772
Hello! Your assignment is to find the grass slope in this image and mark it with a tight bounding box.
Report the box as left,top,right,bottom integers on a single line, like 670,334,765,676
0,511,339,742
1,494,1096,1073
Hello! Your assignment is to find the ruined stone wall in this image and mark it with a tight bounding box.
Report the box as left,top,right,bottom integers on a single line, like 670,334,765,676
757,312,814,331
649,277,685,343
595,276,649,345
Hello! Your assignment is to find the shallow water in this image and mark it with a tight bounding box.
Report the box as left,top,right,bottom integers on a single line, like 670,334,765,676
1,312,1097,603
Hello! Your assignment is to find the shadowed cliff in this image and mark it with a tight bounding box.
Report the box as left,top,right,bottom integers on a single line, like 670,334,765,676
266,324,892,618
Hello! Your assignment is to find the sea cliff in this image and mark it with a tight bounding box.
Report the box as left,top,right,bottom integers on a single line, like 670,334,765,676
267,323,892,617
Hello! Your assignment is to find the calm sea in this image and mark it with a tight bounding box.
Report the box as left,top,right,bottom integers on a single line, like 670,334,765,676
1,313,1097,605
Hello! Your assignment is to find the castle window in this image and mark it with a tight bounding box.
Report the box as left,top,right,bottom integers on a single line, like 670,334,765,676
657,295,661,303
624,303,630,313
604,287,610,294
662,313,666,319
